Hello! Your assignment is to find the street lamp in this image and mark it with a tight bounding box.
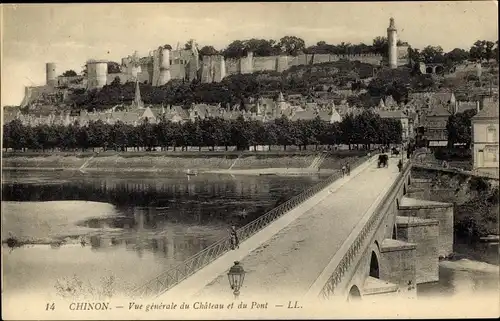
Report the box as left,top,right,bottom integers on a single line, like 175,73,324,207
227,261,246,300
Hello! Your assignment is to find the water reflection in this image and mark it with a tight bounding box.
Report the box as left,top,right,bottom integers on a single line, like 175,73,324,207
2,171,324,297
2,171,310,208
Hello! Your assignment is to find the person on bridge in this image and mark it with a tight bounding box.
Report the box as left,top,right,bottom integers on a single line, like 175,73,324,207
341,164,346,177
230,226,239,250
398,159,403,172
346,162,351,176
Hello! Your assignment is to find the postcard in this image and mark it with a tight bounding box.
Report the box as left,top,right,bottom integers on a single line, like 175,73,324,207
1,2,499,320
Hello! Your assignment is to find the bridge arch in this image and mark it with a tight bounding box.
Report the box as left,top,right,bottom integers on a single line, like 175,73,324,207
347,285,362,301
403,184,407,195
426,66,433,74
369,251,380,278
392,224,397,239
435,65,444,74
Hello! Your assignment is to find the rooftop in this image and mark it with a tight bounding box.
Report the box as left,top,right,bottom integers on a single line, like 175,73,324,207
473,99,499,120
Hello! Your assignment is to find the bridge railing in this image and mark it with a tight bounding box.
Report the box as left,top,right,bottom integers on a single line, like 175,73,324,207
319,159,412,299
131,155,370,298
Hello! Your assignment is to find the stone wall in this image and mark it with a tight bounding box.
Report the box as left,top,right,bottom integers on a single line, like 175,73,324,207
253,56,277,73
395,216,439,284
398,198,454,258
379,239,417,292
225,58,240,76
106,73,131,85
200,55,226,83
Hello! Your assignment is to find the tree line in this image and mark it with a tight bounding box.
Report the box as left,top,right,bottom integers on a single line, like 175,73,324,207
3,111,402,152
409,40,499,67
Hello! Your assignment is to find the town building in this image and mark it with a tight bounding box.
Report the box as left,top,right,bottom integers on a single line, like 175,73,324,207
471,97,499,176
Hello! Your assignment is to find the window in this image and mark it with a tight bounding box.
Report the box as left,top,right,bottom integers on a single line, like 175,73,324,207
487,126,497,143
485,146,498,162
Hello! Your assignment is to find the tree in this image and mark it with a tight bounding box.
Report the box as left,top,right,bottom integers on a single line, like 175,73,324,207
372,37,388,55
111,121,129,151
274,115,293,150
111,76,121,86
447,109,477,148
470,40,496,61
494,41,499,62
184,40,198,51
245,39,280,56
444,48,469,65
199,46,219,56
62,70,78,77
421,45,445,64
222,40,248,58
107,62,121,74
162,44,172,50
277,36,306,56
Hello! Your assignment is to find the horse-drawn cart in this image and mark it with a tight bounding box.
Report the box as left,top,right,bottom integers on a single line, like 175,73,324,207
378,154,389,168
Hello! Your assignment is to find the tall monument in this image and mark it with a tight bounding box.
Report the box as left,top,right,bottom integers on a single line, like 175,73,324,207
387,17,398,69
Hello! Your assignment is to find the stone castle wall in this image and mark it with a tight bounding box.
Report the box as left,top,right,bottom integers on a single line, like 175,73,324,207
200,52,386,83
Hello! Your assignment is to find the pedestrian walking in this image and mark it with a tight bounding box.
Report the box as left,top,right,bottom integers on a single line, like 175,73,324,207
397,159,403,172
346,162,351,176
230,226,239,250
341,164,346,177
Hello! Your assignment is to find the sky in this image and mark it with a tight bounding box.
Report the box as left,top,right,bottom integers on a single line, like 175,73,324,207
1,2,498,106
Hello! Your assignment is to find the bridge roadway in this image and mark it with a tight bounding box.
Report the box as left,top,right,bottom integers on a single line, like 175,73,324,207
163,156,403,302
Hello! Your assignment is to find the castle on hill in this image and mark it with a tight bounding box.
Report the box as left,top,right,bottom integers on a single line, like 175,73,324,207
26,17,409,103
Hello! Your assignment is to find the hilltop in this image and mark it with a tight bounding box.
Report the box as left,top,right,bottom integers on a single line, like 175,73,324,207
61,60,433,111
18,57,499,115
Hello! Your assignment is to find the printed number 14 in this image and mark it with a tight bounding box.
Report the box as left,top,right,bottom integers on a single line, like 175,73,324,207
46,303,55,311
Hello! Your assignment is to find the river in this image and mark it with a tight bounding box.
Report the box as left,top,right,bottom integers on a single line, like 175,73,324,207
2,170,498,302
2,170,327,300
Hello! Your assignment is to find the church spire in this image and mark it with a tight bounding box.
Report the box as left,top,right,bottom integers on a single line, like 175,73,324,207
132,80,144,109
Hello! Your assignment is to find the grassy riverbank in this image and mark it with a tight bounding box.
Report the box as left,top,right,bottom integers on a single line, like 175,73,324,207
2,150,367,173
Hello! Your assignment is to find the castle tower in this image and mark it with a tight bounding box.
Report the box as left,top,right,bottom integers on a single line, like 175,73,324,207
158,47,172,85
46,63,57,87
188,39,200,81
86,60,108,90
387,17,398,69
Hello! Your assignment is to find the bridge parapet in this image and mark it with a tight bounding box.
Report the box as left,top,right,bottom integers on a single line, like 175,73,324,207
312,160,412,300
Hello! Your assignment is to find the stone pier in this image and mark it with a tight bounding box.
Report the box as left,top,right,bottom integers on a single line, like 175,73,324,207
398,196,454,258
395,216,439,284
379,238,417,296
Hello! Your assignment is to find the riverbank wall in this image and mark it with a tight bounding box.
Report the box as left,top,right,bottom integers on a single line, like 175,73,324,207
410,167,499,237
2,151,367,174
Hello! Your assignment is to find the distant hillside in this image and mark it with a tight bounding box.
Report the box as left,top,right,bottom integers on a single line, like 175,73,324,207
61,60,438,111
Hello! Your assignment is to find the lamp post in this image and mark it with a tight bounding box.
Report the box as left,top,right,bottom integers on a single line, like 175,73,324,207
227,261,246,300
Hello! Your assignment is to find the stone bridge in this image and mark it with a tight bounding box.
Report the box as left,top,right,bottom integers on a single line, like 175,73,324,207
135,155,453,304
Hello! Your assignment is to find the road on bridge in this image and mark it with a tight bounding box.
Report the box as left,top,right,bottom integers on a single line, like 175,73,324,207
169,157,403,302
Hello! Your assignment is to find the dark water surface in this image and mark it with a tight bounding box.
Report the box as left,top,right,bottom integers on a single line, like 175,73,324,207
2,170,327,298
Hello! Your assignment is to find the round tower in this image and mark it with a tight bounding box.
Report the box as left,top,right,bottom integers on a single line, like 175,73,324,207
46,62,57,87
387,17,398,69
159,47,171,85
86,60,108,90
